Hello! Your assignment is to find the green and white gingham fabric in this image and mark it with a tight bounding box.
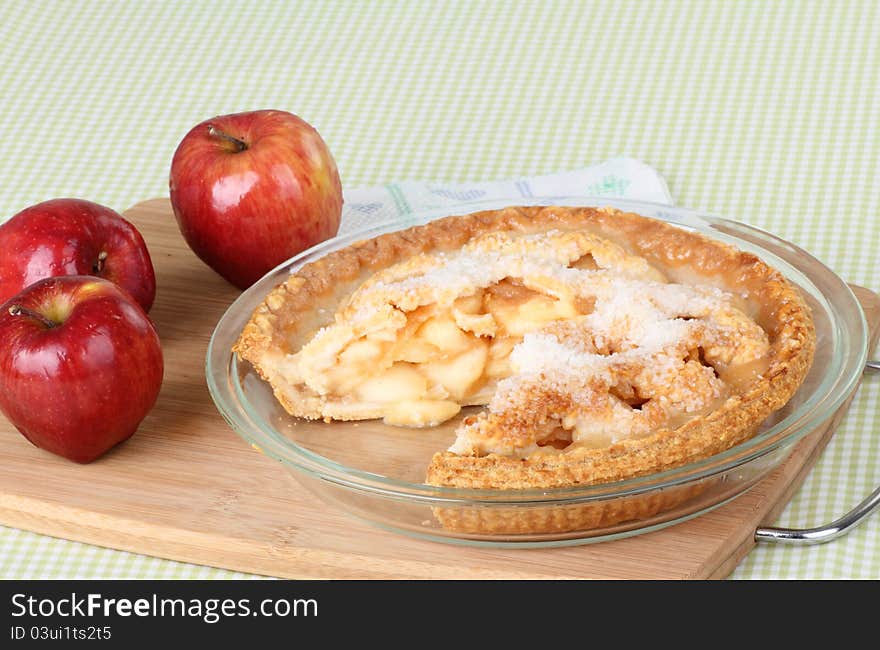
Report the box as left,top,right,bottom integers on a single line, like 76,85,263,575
0,0,878,580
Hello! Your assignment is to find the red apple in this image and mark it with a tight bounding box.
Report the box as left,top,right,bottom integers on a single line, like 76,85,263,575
0,276,163,463
0,198,156,311
169,109,343,289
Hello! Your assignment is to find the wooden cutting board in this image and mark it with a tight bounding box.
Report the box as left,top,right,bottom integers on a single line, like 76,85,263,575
0,198,877,580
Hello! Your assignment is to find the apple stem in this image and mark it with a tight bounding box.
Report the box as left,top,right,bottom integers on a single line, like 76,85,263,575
93,251,108,274
207,125,248,153
7,305,58,329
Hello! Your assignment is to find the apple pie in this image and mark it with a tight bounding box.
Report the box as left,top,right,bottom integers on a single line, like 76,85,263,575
234,206,815,491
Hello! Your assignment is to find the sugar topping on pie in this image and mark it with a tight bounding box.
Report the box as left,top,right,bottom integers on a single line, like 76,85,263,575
234,206,815,490
283,227,771,452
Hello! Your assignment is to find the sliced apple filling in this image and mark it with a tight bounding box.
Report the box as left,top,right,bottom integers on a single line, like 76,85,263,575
295,280,592,427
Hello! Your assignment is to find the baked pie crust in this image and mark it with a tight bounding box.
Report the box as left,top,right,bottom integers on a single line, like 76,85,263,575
234,206,815,491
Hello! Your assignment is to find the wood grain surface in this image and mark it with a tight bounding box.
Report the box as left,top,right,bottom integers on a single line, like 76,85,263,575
0,198,877,579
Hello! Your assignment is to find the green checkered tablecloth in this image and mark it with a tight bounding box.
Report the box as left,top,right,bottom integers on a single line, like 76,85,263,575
1,0,878,580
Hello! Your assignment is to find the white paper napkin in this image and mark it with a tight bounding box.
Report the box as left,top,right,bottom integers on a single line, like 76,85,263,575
339,157,673,235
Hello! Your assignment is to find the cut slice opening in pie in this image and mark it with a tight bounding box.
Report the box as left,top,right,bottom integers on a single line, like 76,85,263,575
234,206,815,490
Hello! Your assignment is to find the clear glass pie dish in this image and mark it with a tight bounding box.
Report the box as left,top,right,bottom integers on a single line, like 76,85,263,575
206,197,869,547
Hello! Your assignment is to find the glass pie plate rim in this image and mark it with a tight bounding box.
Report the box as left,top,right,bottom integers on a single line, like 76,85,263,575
206,196,868,507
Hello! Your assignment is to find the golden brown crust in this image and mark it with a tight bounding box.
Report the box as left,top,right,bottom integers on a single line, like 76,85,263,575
234,206,816,492
430,480,710,535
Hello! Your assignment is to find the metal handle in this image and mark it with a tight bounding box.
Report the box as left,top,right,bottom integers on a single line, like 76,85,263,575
755,360,879,545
